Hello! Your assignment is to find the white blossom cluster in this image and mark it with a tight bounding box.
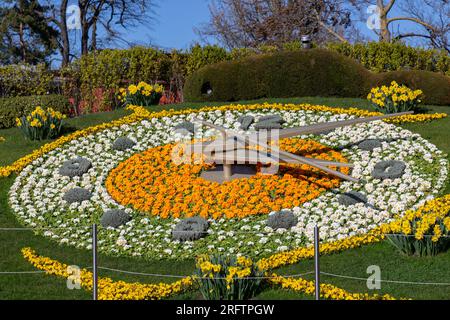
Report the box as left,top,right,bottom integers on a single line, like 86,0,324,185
8,108,448,260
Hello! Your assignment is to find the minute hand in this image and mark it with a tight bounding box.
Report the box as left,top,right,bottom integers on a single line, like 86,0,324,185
273,111,413,139
235,135,360,183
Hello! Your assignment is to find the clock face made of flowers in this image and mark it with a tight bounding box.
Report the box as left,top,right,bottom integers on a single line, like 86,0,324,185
9,106,448,260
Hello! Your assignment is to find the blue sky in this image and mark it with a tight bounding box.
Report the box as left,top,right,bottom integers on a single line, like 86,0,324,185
115,0,425,49
64,0,428,52
114,0,215,50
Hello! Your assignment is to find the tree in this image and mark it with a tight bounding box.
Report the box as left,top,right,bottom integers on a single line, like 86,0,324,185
42,0,153,66
396,0,450,53
197,0,352,49
351,0,449,52
0,0,59,64
77,0,154,56
43,0,70,66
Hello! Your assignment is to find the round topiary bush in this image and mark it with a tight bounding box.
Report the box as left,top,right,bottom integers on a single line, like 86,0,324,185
112,137,136,151
372,160,406,179
358,139,382,151
184,49,450,105
266,210,298,230
184,49,372,102
62,187,92,203
338,191,367,206
59,157,92,177
172,216,209,242
174,121,195,134
237,115,254,130
100,209,131,228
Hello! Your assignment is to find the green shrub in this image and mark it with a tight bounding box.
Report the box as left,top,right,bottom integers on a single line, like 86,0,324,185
0,94,69,129
186,44,231,76
77,47,173,112
327,42,450,76
185,49,450,105
373,71,450,106
0,63,53,97
184,49,372,102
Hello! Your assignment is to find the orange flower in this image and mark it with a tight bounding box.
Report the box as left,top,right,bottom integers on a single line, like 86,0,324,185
106,138,349,219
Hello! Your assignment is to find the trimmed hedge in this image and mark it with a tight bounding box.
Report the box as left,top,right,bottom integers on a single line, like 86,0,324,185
327,42,450,76
67,42,449,111
184,49,450,105
184,49,372,102
0,94,69,129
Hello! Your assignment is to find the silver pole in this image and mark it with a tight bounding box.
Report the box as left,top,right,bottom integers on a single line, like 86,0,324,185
314,225,320,300
92,223,98,300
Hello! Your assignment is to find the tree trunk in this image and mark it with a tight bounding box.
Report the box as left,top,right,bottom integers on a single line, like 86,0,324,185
79,1,89,56
60,0,70,67
91,18,97,51
379,12,391,42
19,22,26,62
378,0,394,42
81,18,89,56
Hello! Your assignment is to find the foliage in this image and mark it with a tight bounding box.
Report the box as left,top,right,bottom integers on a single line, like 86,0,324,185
266,210,298,230
194,255,264,300
384,195,450,256
184,49,373,102
371,160,406,179
77,47,173,112
327,42,450,76
58,157,92,177
68,42,450,112
0,92,68,132
197,0,351,48
186,44,230,76
338,191,367,206
62,187,92,204
172,217,210,242
112,137,136,151
101,209,131,229
0,0,59,65
117,81,163,107
367,81,423,113
15,106,65,140
185,49,450,105
0,63,53,97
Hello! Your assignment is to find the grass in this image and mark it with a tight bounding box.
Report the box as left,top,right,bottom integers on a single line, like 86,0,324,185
0,96,449,300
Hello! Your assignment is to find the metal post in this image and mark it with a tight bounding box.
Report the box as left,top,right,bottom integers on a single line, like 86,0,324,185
92,223,98,300
223,163,232,180
314,225,320,300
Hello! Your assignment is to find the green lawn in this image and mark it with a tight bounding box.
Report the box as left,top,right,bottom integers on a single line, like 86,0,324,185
0,97,449,300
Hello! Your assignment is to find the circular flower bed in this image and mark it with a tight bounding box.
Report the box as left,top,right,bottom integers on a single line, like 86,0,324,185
9,104,448,260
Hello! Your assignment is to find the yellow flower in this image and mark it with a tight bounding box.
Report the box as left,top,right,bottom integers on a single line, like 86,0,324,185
128,85,138,95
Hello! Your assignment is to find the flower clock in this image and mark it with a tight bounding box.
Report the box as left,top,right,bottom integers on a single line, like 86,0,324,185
8,103,449,300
